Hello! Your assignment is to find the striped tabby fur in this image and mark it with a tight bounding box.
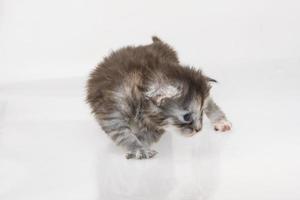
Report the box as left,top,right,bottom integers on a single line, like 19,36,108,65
86,36,231,159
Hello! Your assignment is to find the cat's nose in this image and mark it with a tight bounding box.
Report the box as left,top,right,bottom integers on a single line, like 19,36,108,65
194,127,202,132
194,121,202,132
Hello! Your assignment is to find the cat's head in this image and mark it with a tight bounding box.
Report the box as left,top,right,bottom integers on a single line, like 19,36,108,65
145,68,216,136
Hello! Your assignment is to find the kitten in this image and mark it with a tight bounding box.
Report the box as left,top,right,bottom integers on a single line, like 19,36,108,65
86,36,231,159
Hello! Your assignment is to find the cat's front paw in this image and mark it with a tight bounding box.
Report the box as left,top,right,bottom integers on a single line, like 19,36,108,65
125,148,157,160
214,119,232,132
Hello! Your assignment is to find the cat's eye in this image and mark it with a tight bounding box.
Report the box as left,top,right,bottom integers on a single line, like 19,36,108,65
183,113,192,122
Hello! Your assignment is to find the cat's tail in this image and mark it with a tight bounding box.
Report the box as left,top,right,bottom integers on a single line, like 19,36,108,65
151,35,179,64
152,36,163,43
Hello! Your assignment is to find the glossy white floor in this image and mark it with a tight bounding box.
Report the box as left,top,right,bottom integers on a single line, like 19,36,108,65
1,60,299,200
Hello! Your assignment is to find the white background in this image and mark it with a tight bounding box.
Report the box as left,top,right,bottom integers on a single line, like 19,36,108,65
1,0,300,200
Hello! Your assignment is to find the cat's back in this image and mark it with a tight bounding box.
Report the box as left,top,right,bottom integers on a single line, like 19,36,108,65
86,37,179,113
88,37,178,87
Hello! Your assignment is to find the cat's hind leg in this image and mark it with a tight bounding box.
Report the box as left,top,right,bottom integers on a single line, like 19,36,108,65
204,97,232,132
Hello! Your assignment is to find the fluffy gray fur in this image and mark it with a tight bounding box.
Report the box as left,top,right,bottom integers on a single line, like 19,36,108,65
86,36,231,159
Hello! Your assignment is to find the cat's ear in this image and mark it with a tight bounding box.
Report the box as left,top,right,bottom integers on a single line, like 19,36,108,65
205,76,218,83
145,83,182,106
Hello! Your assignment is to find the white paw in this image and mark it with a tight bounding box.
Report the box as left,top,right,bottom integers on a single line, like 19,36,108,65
125,148,157,159
214,119,232,132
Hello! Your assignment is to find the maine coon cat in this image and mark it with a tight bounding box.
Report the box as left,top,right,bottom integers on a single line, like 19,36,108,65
86,36,231,159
